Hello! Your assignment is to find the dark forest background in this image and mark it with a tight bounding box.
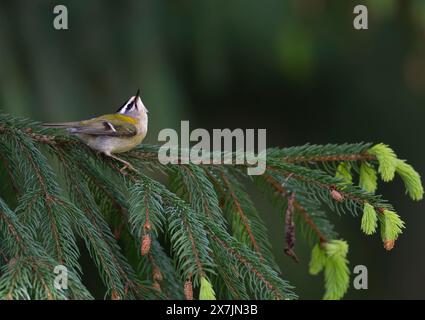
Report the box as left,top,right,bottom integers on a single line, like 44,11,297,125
0,0,424,299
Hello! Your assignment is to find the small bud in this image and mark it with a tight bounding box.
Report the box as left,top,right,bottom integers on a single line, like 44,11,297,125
383,240,395,251
184,280,193,300
111,290,121,300
330,189,344,202
144,221,152,232
141,234,151,256
379,210,405,251
152,266,163,282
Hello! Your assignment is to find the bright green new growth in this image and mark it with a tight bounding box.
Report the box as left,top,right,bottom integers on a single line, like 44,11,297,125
368,143,397,182
359,162,378,193
379,210,405,243
199,277,216,300
323,255,350,300
364,144,424,200
324,239,348,257
335,162,352,184
309,240,350,300
361,203,378,235
395,159,424,201
323,240,350,300
309,243,326,275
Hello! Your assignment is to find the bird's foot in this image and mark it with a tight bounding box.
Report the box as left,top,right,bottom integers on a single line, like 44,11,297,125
106,153,138,174
119,162,138,174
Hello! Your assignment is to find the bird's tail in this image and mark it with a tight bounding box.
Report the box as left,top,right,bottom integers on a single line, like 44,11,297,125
42,122,80,128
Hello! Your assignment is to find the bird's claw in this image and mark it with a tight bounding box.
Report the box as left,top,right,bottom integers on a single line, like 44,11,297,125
106,153,138,174
119,163,138,174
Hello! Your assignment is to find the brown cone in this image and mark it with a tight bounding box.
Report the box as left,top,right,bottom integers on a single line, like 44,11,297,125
141,234,151,256
184,280,193,300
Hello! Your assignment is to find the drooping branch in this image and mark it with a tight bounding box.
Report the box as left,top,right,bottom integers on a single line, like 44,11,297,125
264,174,329,244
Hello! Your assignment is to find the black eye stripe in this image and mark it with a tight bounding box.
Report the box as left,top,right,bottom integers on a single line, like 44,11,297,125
116,97,138,113
116,99,129,113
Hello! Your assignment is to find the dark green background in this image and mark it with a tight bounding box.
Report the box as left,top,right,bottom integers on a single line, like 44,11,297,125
0,0,424,299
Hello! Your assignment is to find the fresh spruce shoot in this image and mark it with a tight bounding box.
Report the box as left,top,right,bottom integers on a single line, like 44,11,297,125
0,114,423,300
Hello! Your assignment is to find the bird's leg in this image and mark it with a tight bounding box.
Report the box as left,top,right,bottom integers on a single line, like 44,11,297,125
106,153,137,173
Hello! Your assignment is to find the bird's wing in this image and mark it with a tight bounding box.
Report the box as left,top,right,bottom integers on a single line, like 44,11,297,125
68,116,138,137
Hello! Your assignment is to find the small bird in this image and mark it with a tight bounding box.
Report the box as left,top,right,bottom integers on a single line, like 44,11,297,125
43,89,148,172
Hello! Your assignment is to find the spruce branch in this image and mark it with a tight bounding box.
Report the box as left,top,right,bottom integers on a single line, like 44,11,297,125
278,143,376,163
164,194,213,286
0,121,81,274
0,114,422,300
207,225,296,300
0,197,91,299
51,149,157,299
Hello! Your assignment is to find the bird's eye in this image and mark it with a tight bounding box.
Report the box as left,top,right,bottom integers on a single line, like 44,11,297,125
116,97,139,113
122,103,134,113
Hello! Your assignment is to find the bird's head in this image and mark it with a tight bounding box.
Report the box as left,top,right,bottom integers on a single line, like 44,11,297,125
116,89,148,119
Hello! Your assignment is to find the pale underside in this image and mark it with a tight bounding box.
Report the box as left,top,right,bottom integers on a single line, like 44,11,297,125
77,133,146,154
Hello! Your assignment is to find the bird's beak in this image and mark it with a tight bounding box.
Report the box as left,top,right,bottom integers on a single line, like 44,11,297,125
134,88,140,107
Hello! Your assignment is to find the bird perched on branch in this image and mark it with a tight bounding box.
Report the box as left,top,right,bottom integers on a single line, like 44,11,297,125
43,89,148,172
